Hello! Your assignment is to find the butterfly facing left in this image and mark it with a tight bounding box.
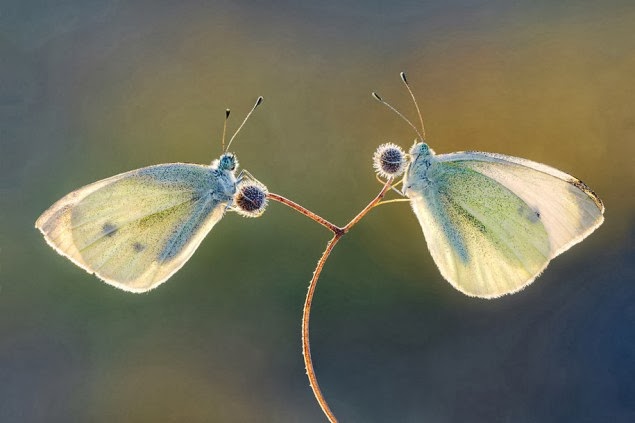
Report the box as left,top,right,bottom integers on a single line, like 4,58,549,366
372,74,604,298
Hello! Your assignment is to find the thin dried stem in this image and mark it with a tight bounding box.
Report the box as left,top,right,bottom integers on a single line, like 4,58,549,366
267,181,393,423
301,180,393,423
268,193,341,235
344,179,393,230
302,233,342,422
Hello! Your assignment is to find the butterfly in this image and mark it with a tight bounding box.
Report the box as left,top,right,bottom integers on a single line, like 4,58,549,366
373,74,604,298
36,97,268,293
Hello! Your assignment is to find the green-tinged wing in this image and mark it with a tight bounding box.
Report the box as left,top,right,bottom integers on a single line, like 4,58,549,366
36,164,227,292
438,152,604,257
409,162,551,298
409,153,604,298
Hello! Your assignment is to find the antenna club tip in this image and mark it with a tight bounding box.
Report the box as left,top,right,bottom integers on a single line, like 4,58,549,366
400,72,408,83
372,92,382,101
256,96,264,105
225,109,230,117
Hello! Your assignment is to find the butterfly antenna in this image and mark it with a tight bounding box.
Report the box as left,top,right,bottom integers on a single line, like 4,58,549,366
400,71,426,139
226,96,264,152
372,92,424,141
221,109,230,152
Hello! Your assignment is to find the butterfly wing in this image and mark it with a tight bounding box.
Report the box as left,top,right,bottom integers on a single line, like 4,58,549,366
36,164,231,292
406,152,604,298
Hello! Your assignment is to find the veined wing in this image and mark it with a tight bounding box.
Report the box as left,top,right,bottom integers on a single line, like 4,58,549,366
409,160,556,298
36,164,228,292
437,151,604,257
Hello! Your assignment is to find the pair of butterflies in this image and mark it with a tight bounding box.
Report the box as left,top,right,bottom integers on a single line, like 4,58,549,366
36,77,604,298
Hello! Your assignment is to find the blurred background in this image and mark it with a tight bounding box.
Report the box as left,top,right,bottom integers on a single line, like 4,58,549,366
1,1,633,422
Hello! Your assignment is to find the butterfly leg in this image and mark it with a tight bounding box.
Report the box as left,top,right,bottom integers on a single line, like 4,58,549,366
237,168,266,187
375,174,405,196
224,200,237,213
375,198,411,207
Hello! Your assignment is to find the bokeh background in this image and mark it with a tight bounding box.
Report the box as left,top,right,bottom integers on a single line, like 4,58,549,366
1,1,634,422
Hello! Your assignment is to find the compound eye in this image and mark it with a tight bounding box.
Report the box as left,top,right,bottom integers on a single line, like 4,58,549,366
234,181,268,217
219,153,238,171
373,143,406,178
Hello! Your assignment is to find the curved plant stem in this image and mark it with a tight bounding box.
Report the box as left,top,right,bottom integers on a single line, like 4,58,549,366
302,233,341,422
269,180,393,422
344,181,393,231
268,193,342,235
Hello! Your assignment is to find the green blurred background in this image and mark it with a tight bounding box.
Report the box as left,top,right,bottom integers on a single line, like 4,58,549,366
1,1,634,422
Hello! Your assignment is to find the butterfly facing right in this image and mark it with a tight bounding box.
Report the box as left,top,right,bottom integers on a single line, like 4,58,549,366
36,97,268,293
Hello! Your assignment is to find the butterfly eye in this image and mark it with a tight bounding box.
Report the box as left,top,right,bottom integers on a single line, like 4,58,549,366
219,154,237,171
234,181,268,217
373,143,407,178
409,142,431,156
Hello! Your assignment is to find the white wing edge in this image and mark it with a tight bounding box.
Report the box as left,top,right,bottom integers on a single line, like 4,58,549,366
409,196,549,300
434,151,605,277
447,253,547,299
437,151,605,213
34,163,217,294
35,170,148,292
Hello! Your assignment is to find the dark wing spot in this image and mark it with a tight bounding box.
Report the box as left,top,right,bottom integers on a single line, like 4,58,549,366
102,223,118,237
132,242,145,252
518,205,541,223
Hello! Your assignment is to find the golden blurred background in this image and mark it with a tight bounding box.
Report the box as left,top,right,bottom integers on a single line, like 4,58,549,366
1,1,633,422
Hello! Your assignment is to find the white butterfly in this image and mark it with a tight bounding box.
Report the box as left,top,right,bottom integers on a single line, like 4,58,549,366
36,98,268,293
373,74,604,298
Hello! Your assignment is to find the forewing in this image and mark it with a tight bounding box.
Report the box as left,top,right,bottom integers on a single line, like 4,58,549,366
410,162,552,298
36,164,227,292
438,152,604,257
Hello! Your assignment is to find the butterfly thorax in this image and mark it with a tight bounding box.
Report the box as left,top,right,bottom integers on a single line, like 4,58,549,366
211,154,239,202
403,142,435,196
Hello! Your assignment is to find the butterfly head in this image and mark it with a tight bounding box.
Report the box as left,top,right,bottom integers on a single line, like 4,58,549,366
401,141,435,195
218,153,238,172
408,141,435,173
409,141,433,158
